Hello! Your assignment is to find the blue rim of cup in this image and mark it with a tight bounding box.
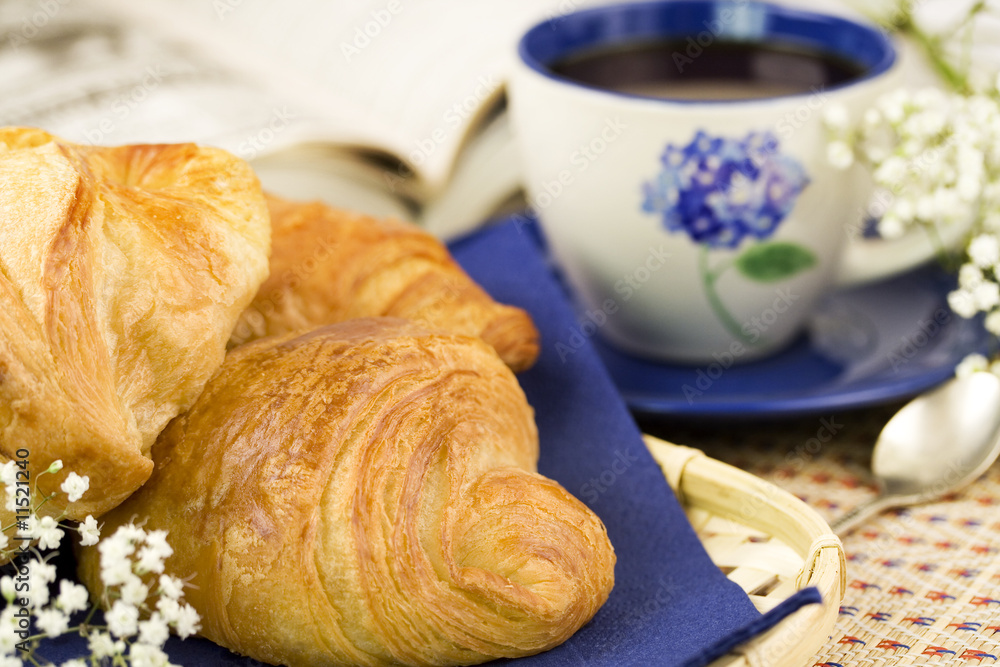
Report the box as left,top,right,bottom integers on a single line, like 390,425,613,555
517,0,897,104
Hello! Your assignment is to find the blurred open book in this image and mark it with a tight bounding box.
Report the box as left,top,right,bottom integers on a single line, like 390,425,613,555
1,0,975,238
0,0,599,238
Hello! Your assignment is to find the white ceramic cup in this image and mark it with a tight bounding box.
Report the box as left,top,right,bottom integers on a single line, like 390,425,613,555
510,0,951,364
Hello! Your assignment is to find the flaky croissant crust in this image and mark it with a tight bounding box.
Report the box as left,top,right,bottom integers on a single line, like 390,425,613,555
80,318,614,666
0,127,270,522
230,194,540,372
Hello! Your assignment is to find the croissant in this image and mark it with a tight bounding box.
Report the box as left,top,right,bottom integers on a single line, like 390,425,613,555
0,127,270,526
229,194,540,372
79,318,615,666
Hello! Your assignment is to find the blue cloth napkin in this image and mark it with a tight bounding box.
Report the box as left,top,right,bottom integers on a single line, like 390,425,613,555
451,218,821,667
34,217,820,666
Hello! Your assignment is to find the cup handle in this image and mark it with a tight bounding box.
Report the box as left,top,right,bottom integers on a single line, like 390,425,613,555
834,217,968,288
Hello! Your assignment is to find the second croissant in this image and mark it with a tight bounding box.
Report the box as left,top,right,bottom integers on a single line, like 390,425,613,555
229,194,540,372
79,318,614,666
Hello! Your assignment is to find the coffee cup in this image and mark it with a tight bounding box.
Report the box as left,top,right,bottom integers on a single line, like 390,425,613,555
509,0,951,364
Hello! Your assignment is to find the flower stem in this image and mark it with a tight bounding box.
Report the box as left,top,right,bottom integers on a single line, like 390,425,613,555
894,3,970,93
699,247,754,345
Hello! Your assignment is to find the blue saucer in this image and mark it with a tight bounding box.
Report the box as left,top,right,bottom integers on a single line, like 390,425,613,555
591,266,991,419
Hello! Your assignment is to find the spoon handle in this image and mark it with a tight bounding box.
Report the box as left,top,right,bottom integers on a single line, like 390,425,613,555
830,495,898,535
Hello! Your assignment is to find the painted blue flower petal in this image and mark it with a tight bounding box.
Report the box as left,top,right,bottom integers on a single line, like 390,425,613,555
642,129,808,248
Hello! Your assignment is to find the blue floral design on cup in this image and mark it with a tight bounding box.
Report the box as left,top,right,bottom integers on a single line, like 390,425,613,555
642,130,816,344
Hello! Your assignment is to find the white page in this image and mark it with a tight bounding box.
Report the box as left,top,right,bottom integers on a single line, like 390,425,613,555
0,0,396,165
141,0,612,191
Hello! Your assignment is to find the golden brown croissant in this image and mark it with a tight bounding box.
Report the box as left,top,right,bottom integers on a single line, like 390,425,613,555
0,127,270,525
229,194,540,372
80,318,614,666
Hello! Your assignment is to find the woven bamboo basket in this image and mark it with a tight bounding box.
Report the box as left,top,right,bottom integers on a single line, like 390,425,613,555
644,435,846,667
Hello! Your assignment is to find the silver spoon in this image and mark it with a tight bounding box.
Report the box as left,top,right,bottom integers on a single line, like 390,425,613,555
831,372,1000,535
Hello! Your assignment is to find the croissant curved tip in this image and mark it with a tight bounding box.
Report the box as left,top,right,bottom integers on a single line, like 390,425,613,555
480,308,541,373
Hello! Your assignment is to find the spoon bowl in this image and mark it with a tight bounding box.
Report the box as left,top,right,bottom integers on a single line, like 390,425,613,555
832,372,1000,535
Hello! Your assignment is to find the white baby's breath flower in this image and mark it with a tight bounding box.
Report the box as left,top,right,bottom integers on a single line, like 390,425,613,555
985,210,1000,234
129,643,170,667
948,289,979,318
959,263,984,290
156,597,181,624
106,600,140,638
874,155,908,186
0,462,16,486
174,603,201,639
891,197,915,223
933,188,968,224
33,608,69,637
0,532,7,552
103,565,139,592
120,577,149,607
0,577,14,603
88,631,125,659
78,515,100,547
0,655,23,667
958,174,983,202
823,103,850,131
969,234,1000,267
973,282,1000,310
56,580,90,615
158,574,185,601
99,531,137,586
60,472,89,503
115,524,146,545
878,214,906,239
0,621,18,656
880,89,908,124
985,311,1000,336
957,353,990,377
35,515,64,551
136,547,168,575
30,559,57,586
827,140,854,169
61,660,87,667
915,193,937,221
136,530,173,572
137,613,170,648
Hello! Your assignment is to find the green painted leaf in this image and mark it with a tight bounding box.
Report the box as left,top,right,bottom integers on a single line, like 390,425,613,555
735,242,817,283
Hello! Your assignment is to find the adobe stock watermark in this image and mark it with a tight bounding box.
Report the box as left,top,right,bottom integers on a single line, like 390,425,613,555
555,244,671,362
542,0,586,26
383,75,499,192
682,287,801,403
81,65,165,145
508,115,629,235
739,417,843,524
616,576,677,627
671,0,751,72
845,135,958,241
777,416,845,480
775,87,829,139
339,0,403,62
6,0,72,51
886,308,951,372
236,107,297,160
579,448,640,504
526,116,628,212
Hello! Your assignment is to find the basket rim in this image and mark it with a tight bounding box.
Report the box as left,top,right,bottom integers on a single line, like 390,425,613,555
644,435,845,667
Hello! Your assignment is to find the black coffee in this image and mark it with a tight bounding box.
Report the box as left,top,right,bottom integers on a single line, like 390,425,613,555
549,40,866,100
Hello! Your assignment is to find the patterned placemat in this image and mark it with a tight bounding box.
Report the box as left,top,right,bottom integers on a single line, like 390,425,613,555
643,402,1000,666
